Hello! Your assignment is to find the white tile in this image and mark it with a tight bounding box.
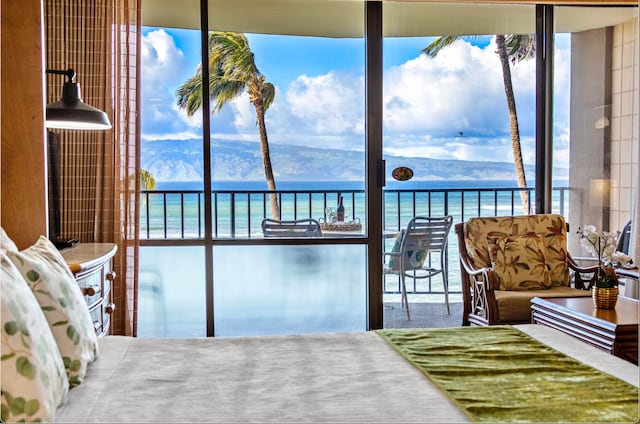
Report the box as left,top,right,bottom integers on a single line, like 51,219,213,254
621,91,634,116
613,46,623,71
621,115,634,140
611,116,622,142
622,67,634,92
613,25,623,47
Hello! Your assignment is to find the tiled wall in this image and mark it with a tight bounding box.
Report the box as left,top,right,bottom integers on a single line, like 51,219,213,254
609,18,639,234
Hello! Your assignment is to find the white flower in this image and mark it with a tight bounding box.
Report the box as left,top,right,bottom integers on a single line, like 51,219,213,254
610,251,633,267
577,224,633,267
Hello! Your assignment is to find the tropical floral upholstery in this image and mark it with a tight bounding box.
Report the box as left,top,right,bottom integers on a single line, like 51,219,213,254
7,236,99,387
488,234,552,290
464,214,570,287
1,252,69,422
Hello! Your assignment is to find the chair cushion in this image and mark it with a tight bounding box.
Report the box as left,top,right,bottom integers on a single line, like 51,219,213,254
464,214,569,286
494,287,591,322
388,230,428,271
488,234,552,290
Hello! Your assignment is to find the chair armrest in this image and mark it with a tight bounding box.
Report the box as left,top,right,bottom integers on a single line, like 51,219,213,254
458,251,500,290
567,254,599,289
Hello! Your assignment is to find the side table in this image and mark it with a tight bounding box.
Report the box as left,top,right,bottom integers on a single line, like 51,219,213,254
531,296,638,365
60,243,118,337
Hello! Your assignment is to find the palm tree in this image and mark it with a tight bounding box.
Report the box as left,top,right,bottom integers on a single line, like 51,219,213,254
140,168,156,190
176,32,279,218
422,34,535,214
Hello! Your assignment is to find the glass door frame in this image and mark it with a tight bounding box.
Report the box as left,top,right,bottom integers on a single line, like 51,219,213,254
195,0,385,336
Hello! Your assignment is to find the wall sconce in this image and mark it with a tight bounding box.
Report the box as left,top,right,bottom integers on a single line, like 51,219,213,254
45,68,111,130
589,178,610,208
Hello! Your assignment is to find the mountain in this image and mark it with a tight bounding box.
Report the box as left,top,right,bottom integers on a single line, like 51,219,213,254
141,138,568,183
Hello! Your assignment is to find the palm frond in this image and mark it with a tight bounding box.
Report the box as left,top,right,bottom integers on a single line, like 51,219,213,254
421,36,460,58
505,34,536,65
178,31,275,120
176,74,203,117
262,82,275,112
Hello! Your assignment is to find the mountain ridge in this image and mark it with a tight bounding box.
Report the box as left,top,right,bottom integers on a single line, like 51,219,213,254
142,138,568,183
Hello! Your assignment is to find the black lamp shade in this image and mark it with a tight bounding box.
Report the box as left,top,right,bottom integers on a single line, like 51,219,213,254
46,80,112,130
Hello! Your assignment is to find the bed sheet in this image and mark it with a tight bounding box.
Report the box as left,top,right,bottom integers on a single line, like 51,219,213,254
55,325,638,423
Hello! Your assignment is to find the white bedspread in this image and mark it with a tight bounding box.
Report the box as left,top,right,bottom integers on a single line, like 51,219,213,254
55,325,638,423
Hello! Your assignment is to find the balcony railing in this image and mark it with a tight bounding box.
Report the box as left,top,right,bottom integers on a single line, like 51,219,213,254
139,186,569,298
140,186,569,240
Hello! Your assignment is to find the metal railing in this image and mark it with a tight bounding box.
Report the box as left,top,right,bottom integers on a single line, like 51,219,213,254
139,186,570,296
140,186,569,240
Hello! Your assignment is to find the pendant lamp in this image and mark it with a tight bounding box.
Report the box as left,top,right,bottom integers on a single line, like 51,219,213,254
45,68,112,130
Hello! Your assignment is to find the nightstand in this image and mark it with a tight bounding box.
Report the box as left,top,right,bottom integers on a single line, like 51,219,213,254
60,243,118,337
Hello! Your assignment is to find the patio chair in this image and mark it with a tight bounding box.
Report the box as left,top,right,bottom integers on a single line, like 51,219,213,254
383,215,454,320
455,214,597,326
261,218,323,237
617,220,632,255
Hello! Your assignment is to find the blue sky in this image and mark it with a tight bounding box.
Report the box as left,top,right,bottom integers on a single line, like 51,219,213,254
141,27,571,166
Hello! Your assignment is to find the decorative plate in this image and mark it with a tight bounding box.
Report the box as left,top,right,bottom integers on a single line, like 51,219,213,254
392,166,413,181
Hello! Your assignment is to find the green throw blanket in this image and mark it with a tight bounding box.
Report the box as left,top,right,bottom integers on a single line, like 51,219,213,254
376,326,639,423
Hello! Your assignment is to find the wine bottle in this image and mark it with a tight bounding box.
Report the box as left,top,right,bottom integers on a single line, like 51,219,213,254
336,193,345,223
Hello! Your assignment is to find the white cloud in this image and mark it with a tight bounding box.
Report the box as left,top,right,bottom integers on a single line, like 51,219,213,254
142,131,202,142
141,29,204,139
141,29,187,94
140,32,571,168
285,72,365,135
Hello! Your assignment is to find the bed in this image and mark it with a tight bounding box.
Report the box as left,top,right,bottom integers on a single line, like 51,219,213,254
54,324,639,423
1,233,638,423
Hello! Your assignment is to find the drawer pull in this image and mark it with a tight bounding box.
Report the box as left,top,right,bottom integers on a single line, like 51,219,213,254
105,303,116,314
82,286,99,296
106,271,116,281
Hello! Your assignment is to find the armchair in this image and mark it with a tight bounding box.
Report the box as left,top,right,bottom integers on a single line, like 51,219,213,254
455,214,597,326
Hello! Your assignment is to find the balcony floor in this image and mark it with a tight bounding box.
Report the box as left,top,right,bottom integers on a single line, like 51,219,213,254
384,293,463,329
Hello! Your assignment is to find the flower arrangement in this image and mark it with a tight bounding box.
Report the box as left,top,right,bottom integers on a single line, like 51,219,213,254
576,225,633,288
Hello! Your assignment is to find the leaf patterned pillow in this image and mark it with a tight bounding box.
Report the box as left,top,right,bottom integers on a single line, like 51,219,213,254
488,234,552,291
1,252,69,422
0,226,18,252
7,237,99,387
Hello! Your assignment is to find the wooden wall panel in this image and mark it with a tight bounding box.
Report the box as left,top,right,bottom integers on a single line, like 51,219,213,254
1,0,48,249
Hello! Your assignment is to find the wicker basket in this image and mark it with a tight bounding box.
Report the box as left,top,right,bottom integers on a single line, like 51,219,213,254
320,221,362,232
592,286,618,309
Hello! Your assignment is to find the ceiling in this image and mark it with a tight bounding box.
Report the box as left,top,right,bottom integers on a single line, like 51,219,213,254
141,0,638,37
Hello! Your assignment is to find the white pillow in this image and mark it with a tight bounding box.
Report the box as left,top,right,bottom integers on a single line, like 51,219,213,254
0,226,18,252
7,236,99,387
0,251,69,422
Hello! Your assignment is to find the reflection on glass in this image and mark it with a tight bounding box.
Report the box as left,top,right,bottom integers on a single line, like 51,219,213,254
213,245,367,337
554,5,639,255
137,246,206,338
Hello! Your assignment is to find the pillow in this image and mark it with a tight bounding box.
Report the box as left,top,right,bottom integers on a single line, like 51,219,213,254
0,227,18,252
487,234,552,291
1,252,69,422
388,230,405,270
7,236,99,387
388,229,428,271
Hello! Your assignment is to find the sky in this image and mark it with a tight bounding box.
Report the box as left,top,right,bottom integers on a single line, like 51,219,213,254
140,27,571,167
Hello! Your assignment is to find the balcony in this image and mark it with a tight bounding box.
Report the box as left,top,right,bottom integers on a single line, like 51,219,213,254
137,185,570,337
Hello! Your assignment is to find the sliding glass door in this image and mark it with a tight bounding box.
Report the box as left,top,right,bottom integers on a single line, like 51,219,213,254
381,2,537,328
137,0,638,336
138,0,371,337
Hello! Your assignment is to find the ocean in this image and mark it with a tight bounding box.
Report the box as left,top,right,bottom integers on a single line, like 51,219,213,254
137,179,570,337
141,179,570,239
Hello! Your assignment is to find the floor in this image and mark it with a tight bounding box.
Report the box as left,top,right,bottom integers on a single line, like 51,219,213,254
383,301,463,329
